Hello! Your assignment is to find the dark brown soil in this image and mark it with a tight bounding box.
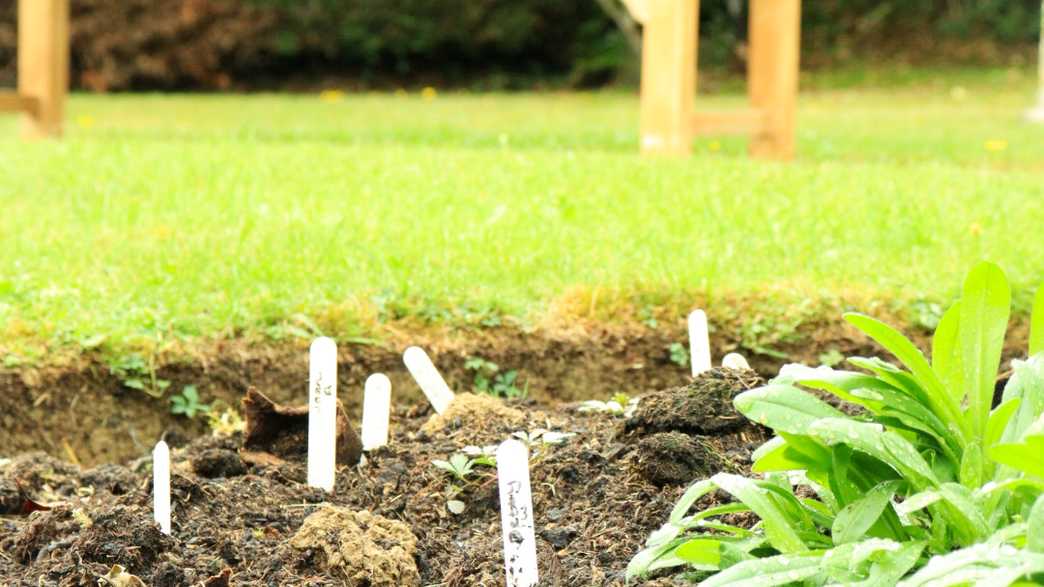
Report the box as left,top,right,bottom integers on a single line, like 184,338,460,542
625,369,765,436
0,370,769,586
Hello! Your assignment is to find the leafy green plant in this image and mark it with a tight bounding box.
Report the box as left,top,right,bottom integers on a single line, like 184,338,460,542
669,343,689,367
629,262,1044,585
170,385,211,419
432,452,495,482
432,451,497,515
465,357,527,399
107,353,170,398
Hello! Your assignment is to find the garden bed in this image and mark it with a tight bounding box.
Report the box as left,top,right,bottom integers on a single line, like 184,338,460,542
1,368,768,586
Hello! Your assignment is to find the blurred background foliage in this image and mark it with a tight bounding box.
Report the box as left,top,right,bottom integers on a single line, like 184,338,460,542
0,0,1040,91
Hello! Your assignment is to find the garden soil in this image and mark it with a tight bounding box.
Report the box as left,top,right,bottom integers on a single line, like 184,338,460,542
0,368,769,586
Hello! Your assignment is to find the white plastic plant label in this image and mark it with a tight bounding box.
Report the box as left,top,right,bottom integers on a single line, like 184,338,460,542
361,373,391,451
722,352,750,370
153,440,171,535
497,439,539,587
688,309,712,376
403,346,455,414
308,337,338,492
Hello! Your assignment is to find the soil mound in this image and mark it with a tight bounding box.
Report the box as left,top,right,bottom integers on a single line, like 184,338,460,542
290,505,420,587
625,368,764,436
420,393,528,444
635,432,725,486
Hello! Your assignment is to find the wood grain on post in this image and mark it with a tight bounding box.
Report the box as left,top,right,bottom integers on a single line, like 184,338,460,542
18,0,69,139
639,0,698,156
748,0,800,159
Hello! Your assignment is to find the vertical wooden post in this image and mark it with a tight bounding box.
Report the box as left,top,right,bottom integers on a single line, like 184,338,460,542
18,0,69,139
748,0,800,159
639,0,698,156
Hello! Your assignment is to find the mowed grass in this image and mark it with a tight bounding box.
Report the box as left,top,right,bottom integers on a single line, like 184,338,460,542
1,67,1043,363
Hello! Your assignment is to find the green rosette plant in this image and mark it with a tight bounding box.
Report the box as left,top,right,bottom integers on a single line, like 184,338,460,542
629,262,1044,586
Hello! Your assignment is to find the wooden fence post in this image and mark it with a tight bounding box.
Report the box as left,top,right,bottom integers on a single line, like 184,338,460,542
18,0,69,139
639,0,698,156
748,0,800,159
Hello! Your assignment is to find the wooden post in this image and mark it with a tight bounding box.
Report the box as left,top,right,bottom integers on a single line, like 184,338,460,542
748,0,800,159
639,0,698,156
18,0,69,139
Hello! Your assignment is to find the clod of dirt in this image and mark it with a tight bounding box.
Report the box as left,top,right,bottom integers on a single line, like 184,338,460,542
0,478,22,515
289,505,420,587
14,503,173,574
625,368,764,436
635,432,725,486
98,564,147,587
241,387,362,466
420,393,527,443
191,448,246,478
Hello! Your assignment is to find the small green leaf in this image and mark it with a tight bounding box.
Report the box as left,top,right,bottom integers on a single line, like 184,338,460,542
699,552,822,587
990,434,1044,478
1000,356,1044,443
734,384,845,434
932,300,964,404
958,441,983,489
711,473,808,554
674,538,722,568
669,479,717,523
831,481,900,545
1029,494,1044,553
959,261,1010,441
985,397,1020,449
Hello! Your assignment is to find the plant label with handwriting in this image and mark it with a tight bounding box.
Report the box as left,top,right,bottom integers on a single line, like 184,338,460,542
308,337,338,492
688,309,712,377
362,373,391,451
403,346,455,414
153,440,171,535
497,439,539,587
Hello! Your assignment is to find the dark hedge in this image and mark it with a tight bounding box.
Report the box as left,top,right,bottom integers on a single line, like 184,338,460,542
0,0,1039,91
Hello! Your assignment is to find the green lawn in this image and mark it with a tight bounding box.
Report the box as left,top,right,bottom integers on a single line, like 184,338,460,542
2,68,1043,363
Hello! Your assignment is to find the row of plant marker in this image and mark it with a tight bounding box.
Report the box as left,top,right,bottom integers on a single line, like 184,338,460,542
151,310,729,587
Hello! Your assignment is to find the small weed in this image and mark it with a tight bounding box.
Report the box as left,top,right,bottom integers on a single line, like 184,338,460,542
512,429,576,449
207,403,246,436
106,353,170,398
432,452,495,482
465,356,527,399
579,392,639,418
668,342,688,367
734,302,815,359
639,305,659,329
170,385,211,419
432,451,497,515
817,348,845,367
909,299,945,330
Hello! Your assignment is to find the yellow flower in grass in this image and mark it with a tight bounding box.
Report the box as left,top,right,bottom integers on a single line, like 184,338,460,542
319,89,345,103
76,115,95,129
421,86,438,101
984,139,1008,152
708,140,721,152
968,222,982,237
